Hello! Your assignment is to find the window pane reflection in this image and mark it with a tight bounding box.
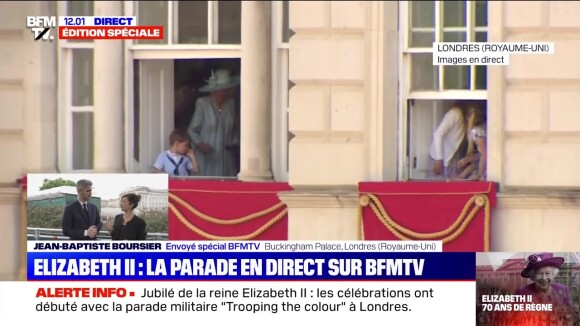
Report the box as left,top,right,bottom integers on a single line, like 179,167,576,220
442,30,468,89
411,53,438,91
72,49,93,106
67,1,93,43
410,1,434,28
475,32,487,43
475,1,488,27
475,66,487,90
444,66,470,90
137,1,168,44
443,32,466,43
443,1,466,27
218,1,241,44
410,32,434,48
177,1,208,44
409,1,435,48
282,0,294,43
68,1,93,16
72,112,94,170
475,31,487,89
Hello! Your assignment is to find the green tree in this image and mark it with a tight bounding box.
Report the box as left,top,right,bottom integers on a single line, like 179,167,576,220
27,206,65,228
39,178,76,191
139,209,169,233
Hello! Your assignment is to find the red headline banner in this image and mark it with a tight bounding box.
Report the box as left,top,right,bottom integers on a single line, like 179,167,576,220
59,26,163,40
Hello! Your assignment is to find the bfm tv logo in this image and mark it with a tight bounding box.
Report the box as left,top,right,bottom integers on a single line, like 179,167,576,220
26,16,56,42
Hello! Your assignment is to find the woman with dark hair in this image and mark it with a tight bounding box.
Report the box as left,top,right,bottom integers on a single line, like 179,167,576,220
104,193,147,240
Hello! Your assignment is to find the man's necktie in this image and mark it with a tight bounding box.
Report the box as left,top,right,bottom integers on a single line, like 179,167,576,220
83,203,89,217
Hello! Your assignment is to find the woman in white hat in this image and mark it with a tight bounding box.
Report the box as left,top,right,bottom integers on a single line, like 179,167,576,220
187,69,239,177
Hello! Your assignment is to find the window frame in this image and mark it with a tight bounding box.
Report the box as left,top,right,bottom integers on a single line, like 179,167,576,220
124,1,242,173
398,0,488,181
129,1,242,59
172,0,230,45
57,1,95,172
271,1,290,182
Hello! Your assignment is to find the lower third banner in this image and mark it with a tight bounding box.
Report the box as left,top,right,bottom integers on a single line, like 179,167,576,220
16,245,476,325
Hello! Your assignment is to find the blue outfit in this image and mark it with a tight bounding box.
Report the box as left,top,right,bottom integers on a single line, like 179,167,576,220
154,151,193,176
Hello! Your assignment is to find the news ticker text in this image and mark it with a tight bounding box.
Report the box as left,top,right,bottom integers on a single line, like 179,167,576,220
3,282,473,325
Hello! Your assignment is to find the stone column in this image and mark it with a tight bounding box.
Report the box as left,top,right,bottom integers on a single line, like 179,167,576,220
22,1,58,175
278,190,361,240
279,1,368,240
93,1,124,172
18,189,26,280
238,1,273,181
0,189,21,280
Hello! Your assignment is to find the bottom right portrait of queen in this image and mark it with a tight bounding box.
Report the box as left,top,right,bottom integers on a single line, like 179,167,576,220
476,252,580,326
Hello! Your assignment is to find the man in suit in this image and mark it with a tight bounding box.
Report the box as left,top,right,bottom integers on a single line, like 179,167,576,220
62,179,102,240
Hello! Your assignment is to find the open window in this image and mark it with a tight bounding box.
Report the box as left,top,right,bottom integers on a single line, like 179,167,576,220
127,1,243,177
132,58,241,176
133,60,174,173
399,0,488,180
173,58,241,175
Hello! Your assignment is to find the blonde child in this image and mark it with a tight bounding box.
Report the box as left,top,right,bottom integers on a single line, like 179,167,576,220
457,105,487,181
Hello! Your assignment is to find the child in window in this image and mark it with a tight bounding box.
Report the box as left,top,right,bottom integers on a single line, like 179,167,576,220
154,129,199,176
457,105,487,181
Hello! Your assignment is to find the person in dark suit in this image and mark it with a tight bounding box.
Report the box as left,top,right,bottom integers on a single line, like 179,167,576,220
104,193,147,240
62,179,102,240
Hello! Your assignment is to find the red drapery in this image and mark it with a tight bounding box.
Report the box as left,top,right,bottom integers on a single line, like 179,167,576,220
358,182,497,252
168,179,292,241
20,175,27,191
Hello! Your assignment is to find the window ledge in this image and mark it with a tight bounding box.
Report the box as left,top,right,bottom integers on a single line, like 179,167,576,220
130,44,242,51
277,187,580,209
278,187,359,209
497,188,580,209
131,46,242,60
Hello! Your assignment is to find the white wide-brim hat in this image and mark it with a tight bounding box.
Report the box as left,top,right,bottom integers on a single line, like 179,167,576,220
199,69,240,93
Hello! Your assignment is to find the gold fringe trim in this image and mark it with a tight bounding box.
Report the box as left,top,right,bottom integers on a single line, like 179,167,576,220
358,193,491,251
168,193,287,241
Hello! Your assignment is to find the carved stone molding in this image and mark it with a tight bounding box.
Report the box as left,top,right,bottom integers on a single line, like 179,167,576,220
278,189,359,209
0,188,19,204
